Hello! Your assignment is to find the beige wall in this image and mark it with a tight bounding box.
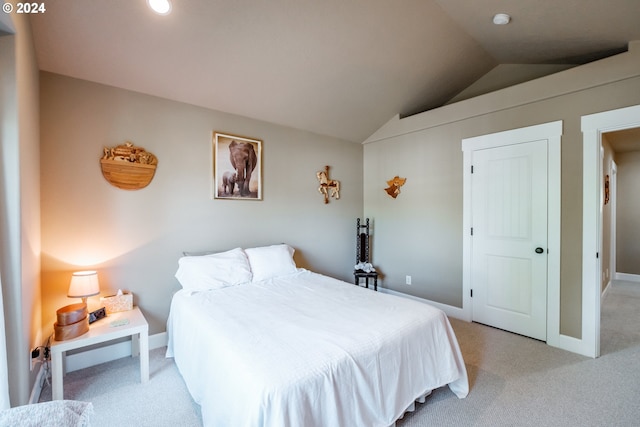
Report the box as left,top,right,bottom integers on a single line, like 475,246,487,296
364,47,640,338
616,150,640,274
40,72,363,336
0,11,41,406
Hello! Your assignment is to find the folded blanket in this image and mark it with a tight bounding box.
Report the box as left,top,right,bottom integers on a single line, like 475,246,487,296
0,400,93,427
355,262,376,272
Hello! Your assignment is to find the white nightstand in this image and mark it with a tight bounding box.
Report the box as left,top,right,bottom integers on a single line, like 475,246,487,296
50,306,149,400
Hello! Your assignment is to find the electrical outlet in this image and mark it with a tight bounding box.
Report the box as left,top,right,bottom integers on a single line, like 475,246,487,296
405,275,412,285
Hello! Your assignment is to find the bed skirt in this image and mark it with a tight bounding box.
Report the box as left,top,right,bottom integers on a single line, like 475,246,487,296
390,390,433,426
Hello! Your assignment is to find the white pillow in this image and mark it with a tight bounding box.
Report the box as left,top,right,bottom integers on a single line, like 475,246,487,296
244,244,297,282
175,247,252,291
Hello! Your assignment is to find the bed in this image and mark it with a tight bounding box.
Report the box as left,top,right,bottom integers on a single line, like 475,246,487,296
166,244,468,427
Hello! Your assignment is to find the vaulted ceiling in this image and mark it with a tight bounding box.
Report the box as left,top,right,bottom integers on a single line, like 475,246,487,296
29,0,640,142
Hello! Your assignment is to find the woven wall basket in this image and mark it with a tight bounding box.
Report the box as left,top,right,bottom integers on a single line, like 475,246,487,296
100,159,157,190
100,142,157,190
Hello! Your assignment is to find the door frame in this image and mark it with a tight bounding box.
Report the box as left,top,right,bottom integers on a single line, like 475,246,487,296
462,121,562,347
581,104,640,358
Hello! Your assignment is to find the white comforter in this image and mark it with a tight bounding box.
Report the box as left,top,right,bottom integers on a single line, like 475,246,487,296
167,269,468,427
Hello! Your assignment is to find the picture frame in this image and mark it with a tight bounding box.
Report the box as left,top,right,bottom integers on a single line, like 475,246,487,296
212,131,262,200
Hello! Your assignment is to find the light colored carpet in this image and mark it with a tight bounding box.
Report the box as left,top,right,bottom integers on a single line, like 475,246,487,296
40,280,640,426
398,280,640,427
38,348,202,426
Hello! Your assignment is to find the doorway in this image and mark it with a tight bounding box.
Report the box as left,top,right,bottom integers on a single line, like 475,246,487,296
462,121,561,343
603,127,640,286
581,104,640,358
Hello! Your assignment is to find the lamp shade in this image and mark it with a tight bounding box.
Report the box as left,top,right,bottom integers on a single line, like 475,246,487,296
68,271,100,300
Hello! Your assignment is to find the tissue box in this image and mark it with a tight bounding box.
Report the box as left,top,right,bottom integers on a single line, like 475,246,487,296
100,291,133,314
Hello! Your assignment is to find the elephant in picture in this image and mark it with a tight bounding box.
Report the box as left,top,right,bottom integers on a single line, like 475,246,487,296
222,171,236,195
229,140,257,197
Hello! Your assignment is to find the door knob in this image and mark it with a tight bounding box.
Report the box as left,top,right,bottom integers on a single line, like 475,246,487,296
535,247,544,254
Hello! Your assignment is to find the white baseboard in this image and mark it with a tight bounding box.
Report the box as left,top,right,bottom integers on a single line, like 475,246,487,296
379,288,466,320
149,332,168,349
30,332,168,403
28,364,47,404
614,272,640,283
601,280,612,302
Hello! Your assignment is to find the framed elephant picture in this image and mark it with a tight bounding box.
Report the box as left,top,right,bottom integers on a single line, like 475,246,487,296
212,131,263,200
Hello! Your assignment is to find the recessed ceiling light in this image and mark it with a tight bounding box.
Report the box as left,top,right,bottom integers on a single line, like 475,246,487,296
147,0,172,15
493,13,511,25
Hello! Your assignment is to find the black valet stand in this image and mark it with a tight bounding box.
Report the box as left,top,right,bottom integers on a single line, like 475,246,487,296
354,218,378,291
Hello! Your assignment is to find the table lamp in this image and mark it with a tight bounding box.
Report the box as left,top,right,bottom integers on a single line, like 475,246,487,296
68,270,100,305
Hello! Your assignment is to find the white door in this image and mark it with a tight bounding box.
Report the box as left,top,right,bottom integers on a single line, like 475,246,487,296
471,139,548,341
